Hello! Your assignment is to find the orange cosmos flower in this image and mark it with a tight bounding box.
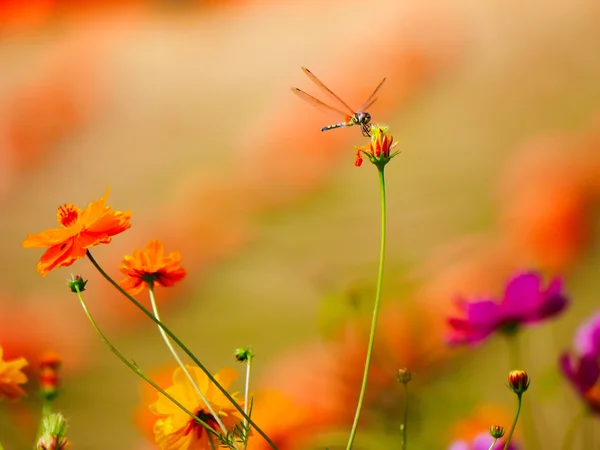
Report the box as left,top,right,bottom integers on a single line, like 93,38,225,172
150,366,243,450
354,124,399,167
0,346,29,400
245,390,320,450
119,240,186,295
22,188,132,277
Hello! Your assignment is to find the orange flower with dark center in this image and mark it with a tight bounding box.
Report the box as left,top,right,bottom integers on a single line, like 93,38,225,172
119,240,186,295
150,366,243,450
0,346,29,400
22,188,131,277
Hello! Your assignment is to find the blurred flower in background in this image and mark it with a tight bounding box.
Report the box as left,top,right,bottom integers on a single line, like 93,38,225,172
447,271,568,346
560,311,600,414
0,346,28,401
448,404,518,450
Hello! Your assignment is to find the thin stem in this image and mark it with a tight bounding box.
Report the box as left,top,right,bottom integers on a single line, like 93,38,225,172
148,286,231,441
41,400,52,418
37,400,52,438
503,393,522,450
242,356,252,450
400,382,408,450
505,334,540,450
345,166,387,450
561,407,586,450
73,285,218,438
243,357,252,425
488,438,498,450
86,251,277,450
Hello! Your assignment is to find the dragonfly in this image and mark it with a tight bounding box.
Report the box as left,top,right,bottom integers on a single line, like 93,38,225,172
291,67,386,137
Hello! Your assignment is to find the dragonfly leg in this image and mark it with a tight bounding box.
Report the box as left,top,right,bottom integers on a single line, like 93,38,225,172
361,124,372,137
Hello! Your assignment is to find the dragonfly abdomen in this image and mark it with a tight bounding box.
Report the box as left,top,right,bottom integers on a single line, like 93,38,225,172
321,122,351,132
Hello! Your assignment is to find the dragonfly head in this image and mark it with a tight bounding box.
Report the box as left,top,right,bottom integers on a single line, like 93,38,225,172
354,112,371,125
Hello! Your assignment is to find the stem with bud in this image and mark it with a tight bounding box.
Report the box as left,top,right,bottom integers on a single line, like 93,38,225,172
346,166,388,450
72,284,219,438
503,393,522,450
86,250,278,450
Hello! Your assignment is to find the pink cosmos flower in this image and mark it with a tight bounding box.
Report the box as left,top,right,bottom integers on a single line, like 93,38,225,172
447,272,568,345
560,311,600,414
448,432,518,450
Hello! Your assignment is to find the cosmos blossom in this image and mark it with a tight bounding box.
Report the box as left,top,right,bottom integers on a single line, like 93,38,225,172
119,240,186,295
22,188,131,276
0,346,29,400
447,271,568,345
560,311,600,414
150,366,243,450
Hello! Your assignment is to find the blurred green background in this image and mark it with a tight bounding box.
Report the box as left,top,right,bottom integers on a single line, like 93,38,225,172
1,0,600,448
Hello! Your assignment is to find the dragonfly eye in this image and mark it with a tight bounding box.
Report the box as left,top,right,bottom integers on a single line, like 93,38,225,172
364,113,371,123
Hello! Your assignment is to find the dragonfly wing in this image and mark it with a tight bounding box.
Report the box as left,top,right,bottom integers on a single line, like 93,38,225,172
362,96,378,112
291,88,351,118
301,67,356,116
358,77,386,112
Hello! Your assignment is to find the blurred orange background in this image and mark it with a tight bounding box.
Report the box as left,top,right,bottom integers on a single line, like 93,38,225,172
1,0,600,448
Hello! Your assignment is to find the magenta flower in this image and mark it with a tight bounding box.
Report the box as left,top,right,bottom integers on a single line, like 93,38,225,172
560,311,600,414
448,432,518,450
447,272,568,345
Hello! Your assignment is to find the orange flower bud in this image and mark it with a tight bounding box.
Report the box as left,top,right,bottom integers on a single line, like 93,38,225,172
508,370,530,395
39,351,61,401
397,367,412,384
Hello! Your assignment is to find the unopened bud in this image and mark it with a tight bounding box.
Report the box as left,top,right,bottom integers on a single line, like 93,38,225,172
66,274,87,293
396,368,412,384
39,352,61,401
508,370,530,395
490,425,505,439
36,413,69,450
234,347,254,363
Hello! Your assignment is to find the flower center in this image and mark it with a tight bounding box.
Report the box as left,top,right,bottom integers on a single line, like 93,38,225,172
186,408,218,441
57,204,81,228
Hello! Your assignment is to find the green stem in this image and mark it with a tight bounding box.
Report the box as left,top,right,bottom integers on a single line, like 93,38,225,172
345,166,387,450
561,407,586,450
242,356,252,450
73,285,219,438
488,438,498,450
503,393,522,450
86,250,277,450
244,357,252,421
37,400,52,438
42,400,52,418
400,382,408,450
148,286,232,442
506,334,540,450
